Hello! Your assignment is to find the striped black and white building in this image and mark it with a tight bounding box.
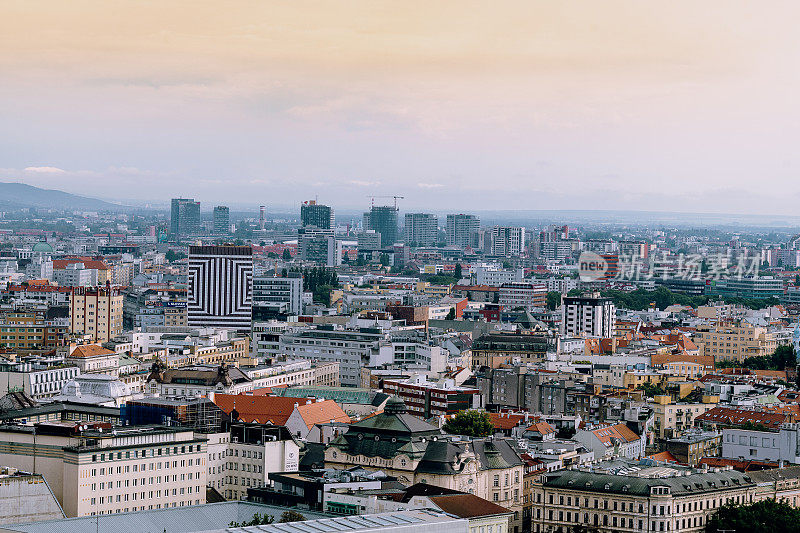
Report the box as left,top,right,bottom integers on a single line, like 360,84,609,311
187,245,253,329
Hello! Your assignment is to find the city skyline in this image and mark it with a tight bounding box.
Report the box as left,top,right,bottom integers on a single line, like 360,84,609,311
2,2,800,214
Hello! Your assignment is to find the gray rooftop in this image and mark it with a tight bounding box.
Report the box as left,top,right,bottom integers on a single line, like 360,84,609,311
1,502,330,533
222,509,464,533
543,467,754,497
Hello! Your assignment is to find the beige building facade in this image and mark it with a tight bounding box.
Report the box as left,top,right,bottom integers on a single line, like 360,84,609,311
0,424,206,517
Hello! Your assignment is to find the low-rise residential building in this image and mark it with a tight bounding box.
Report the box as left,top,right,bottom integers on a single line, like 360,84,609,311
0,360,80,400
574,423,644,460
693,320,786,363
651,397,718,439
383,374,480,419
471,333,548,369
64,343,120,377
721,423,800,465
664,430,722,466
0,308,68,355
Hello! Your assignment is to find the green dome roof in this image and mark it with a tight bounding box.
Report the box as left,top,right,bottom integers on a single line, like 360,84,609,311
31,242,54,253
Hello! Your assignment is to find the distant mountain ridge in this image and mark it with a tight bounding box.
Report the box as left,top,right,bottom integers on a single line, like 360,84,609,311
0,182,130,211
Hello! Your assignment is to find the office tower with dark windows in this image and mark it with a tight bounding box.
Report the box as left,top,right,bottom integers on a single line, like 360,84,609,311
446,213,480,247
213,206,230,236
170,198,201,239
404,213,438,246
187,245,253,329
364,205,398,246
252,273,303,320
301,200,334,230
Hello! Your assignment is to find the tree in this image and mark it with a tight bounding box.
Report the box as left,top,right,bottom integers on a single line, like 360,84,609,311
637,382,667,398
705,499,800,533
230,513,276,527
546,291,561,311
279,511,306,523
445,307,456,320
282,248,292,262
454,262,463,280
443,410,494,437
379,253,390,267
313,284,334,305
502,260,512,269
165,249,187,263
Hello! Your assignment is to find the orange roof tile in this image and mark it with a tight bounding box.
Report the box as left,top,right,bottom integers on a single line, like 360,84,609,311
69,345,116,358
295,401,351,430
525,421,556,435
487,412,527,431
213,394,349,428
647,451,679,463
590,423,640,445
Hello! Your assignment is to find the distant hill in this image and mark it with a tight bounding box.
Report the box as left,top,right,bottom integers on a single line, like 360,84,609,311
0,182,130,212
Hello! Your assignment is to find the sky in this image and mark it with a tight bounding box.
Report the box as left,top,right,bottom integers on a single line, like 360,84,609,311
2,1,800,214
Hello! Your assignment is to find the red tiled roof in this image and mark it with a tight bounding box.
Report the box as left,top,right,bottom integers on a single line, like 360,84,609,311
487,412,528,431
213,394,349,428
590,423,640,445
647,451,680,463
69,345,116,358
428,494,511,519
698,457,779,472
525,421,556,435
695,406,793,430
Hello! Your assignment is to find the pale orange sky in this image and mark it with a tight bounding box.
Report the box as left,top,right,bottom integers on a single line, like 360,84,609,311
2,1,799,213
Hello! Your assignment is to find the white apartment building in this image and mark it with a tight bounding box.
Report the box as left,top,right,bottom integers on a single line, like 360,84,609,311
252,321,289,360
404,213,439,247
473,264,524,286
498,282,547,310
561,294,616,338
54,263,99,287
722,424,800,464
0,424,207,517
206,424,300,501
252,275,303,316
279,327,393,387
490,226,526,257
445,214,480,248
0,363,80,400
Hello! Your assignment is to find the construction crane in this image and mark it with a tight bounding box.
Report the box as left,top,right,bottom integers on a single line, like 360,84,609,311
368,195,404,209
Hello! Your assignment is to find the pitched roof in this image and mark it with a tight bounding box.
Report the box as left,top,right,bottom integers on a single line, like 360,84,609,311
295,401,351,429
487,412,527,431
214,394,349,428
698,457,779,472
525,421,556,435
214,394,305,425
428,493,512,518
69,345,116,358
590,423,640,446
696,406,793,430
647,451,679,463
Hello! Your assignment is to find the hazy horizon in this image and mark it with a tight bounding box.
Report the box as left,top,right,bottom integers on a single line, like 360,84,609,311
3,2,800,215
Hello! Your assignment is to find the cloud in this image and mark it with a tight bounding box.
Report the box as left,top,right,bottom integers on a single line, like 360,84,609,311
24,166,66,174
417,182,443,189
348,180,380,187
